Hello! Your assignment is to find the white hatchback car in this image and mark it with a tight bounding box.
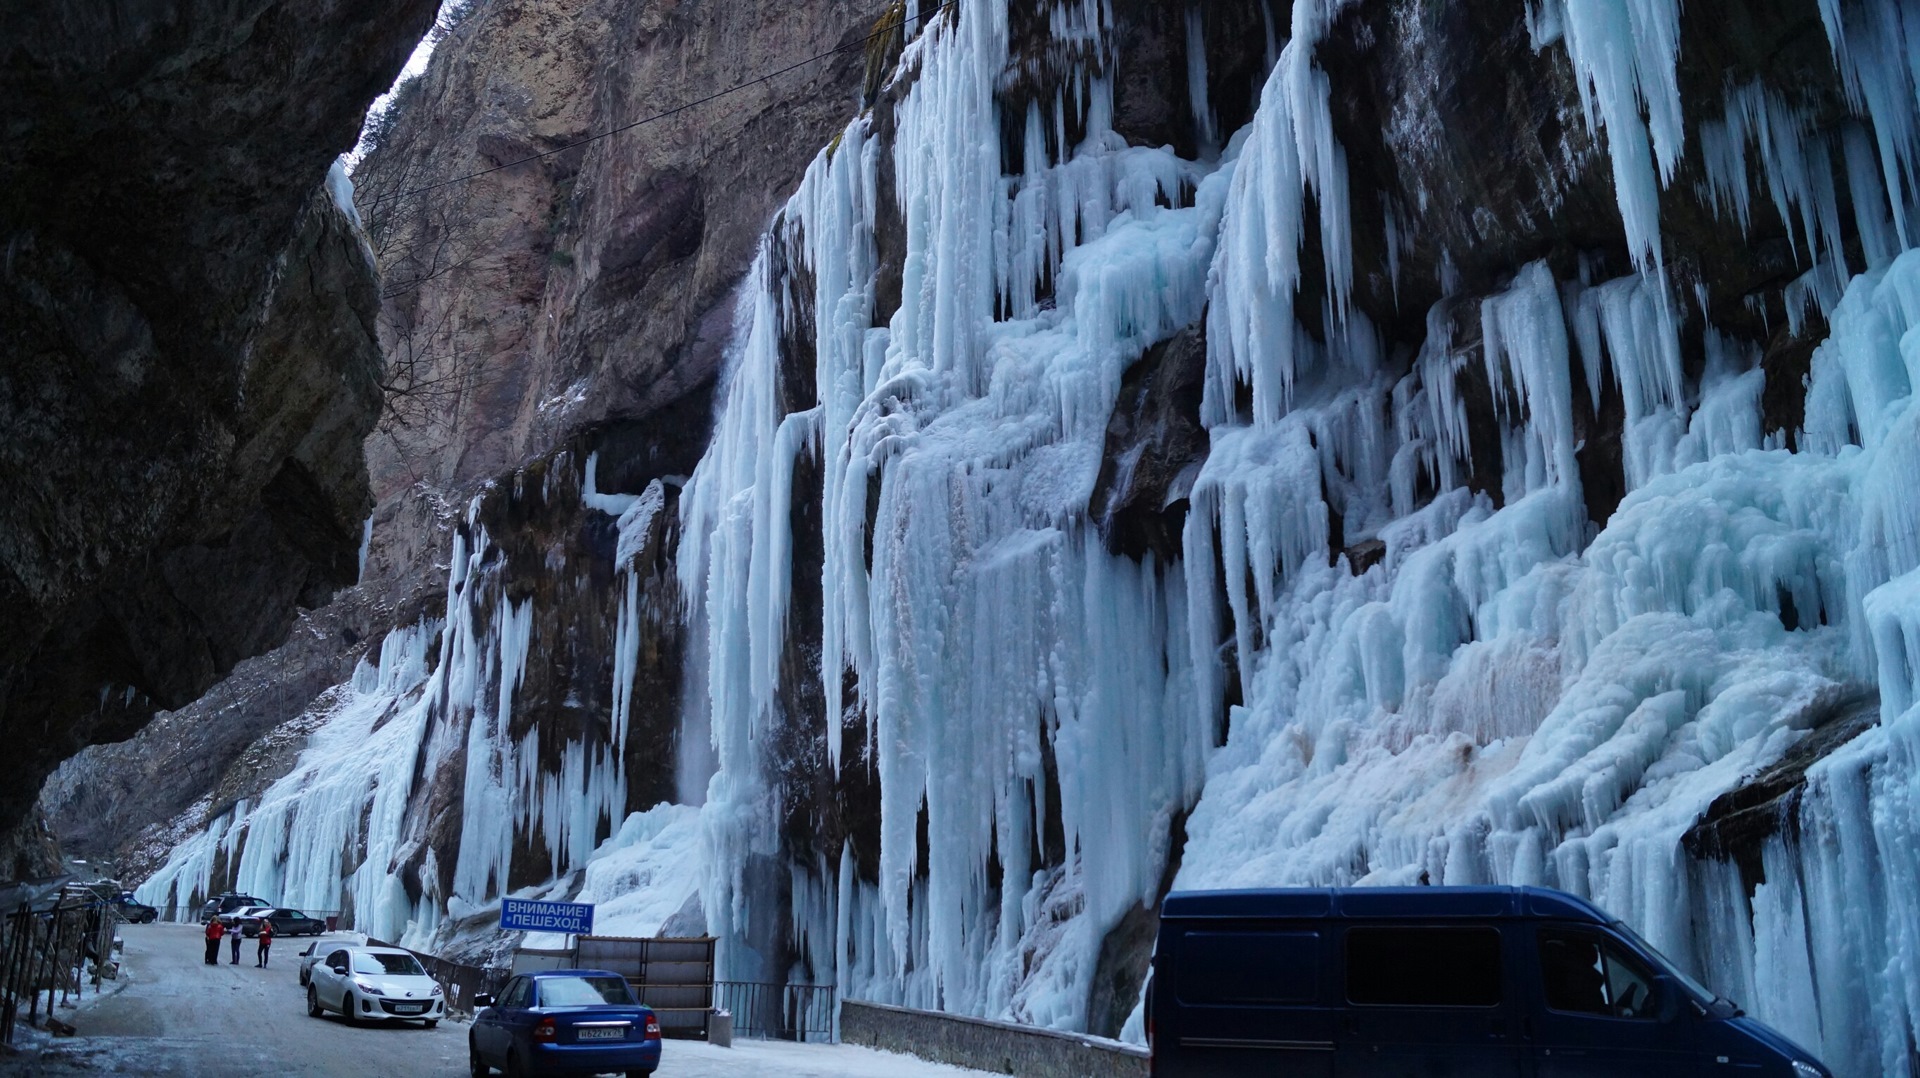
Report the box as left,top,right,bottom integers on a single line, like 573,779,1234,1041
306,945,445,1027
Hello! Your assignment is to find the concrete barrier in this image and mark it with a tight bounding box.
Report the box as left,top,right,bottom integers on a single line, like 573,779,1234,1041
840,999,1149,1078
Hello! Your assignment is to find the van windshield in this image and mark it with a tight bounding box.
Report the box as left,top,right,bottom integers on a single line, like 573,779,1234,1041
1610,921,1715,1004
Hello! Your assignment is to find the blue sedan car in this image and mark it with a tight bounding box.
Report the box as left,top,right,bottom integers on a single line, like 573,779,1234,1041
469,969,662,1077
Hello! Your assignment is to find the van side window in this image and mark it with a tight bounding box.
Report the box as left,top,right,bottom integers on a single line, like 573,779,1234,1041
1539,930,1657,1019
1345,927,1502,1007
1176,931,1320,1004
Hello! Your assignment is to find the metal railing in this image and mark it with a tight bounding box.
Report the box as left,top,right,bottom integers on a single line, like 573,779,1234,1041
1,891,119,1045
712,980,837,1042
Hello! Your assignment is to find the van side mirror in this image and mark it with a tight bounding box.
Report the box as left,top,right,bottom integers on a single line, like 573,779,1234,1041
473,993,495,1008
1653,977,1683,1023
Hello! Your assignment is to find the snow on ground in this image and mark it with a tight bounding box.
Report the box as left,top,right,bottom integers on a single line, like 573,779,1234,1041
663,1039,1007,1078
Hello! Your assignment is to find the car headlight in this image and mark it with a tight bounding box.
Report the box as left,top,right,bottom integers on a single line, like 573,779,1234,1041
353,980,386,996
1791,1062,1825,1078
430,984,444,996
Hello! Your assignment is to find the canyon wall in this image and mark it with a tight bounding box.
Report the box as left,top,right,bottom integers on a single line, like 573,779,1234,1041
1,0,438,873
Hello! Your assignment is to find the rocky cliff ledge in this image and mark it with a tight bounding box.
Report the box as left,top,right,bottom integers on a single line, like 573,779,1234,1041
0,0,437,852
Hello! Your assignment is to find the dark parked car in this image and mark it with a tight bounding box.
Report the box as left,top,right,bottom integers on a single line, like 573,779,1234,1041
199,892,270,923
112,893,158,923
240,907,326,937
1147,886,1831,1078
470,969,661,1077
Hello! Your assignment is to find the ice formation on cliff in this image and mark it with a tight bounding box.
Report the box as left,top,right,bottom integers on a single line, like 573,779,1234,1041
672,0,1920,1070
142,0,1920,1072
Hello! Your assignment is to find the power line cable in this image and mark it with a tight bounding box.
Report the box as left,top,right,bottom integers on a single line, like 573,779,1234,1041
368,0,957,207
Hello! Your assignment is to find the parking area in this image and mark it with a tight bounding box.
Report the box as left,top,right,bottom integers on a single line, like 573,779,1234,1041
0,924,996,1077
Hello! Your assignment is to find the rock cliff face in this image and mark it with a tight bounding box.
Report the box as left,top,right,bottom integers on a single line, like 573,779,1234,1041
45,0,883,891
355,0,872,512
0,0,437,850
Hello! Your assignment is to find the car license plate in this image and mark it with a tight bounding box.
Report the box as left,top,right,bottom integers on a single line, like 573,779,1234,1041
392,1004,425,1014
578,1027,623,1041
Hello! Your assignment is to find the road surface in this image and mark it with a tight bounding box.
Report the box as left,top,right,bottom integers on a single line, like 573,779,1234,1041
0,922,998,1077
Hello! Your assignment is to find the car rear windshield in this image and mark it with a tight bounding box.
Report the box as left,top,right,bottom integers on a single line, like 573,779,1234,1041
353,952,427,976
538,976,635,1006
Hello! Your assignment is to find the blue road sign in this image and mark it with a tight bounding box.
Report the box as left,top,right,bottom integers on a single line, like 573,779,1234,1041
500,898,594,935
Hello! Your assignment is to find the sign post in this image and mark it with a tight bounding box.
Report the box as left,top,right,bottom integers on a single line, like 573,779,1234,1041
499,899,594,937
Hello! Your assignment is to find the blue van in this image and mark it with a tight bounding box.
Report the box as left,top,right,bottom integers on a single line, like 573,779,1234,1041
1146,886,1830,1077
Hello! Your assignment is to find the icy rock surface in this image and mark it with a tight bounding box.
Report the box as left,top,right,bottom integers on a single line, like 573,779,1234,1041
672,1,1920,1069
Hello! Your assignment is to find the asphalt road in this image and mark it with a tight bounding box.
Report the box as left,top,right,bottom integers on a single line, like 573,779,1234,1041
0,922,997,1077
3,922,467,1077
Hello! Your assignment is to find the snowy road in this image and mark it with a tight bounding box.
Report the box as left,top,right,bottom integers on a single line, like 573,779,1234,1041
0,923,998,1077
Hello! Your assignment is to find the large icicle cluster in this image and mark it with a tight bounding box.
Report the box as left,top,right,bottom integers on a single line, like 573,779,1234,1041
137,485,687,949
679,0,1216,1020
672,0,1920,1070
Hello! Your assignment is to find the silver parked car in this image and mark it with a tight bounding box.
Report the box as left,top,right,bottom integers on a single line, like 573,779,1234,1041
306,945,444,1027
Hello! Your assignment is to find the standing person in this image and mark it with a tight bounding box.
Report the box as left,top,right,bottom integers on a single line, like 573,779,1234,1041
255,915,273,967
229,917,243,964
204,917,224,965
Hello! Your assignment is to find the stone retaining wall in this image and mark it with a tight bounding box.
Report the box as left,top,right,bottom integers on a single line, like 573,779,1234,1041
840,999,1149,1078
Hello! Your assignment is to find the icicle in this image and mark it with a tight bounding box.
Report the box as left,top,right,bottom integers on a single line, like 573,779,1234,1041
1538,0,1683,271
1202,0,1356,428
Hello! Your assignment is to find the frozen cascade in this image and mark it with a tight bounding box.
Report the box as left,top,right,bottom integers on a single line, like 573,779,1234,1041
679,0,1216,1016
138,492,653,950
673,4,1920,1070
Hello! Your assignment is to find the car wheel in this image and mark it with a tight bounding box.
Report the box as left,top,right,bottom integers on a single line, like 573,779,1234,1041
625,1072,656,1078
423,1018,438,1029
468,1040,488,1078
299,968,309,987
307,986,323,1018
343,992,360,1025
504,1050,527,1078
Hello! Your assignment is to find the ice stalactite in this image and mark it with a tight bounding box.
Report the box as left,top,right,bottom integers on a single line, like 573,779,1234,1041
1819,0,1920,249
1203,0,1355,428
1535,0,1684,272
1567,270,1686,491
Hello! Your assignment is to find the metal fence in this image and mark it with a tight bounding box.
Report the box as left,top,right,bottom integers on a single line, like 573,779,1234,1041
0,890,120,1045
713,980,837,1042
574,936,715,1039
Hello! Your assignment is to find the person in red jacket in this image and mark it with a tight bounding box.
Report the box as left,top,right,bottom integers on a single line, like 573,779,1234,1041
204,917,224,965
255,916,274,967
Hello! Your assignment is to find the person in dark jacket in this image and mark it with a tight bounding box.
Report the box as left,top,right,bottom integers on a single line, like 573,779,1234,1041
229,917,243,964
255,916,273,967
204,918,224,965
